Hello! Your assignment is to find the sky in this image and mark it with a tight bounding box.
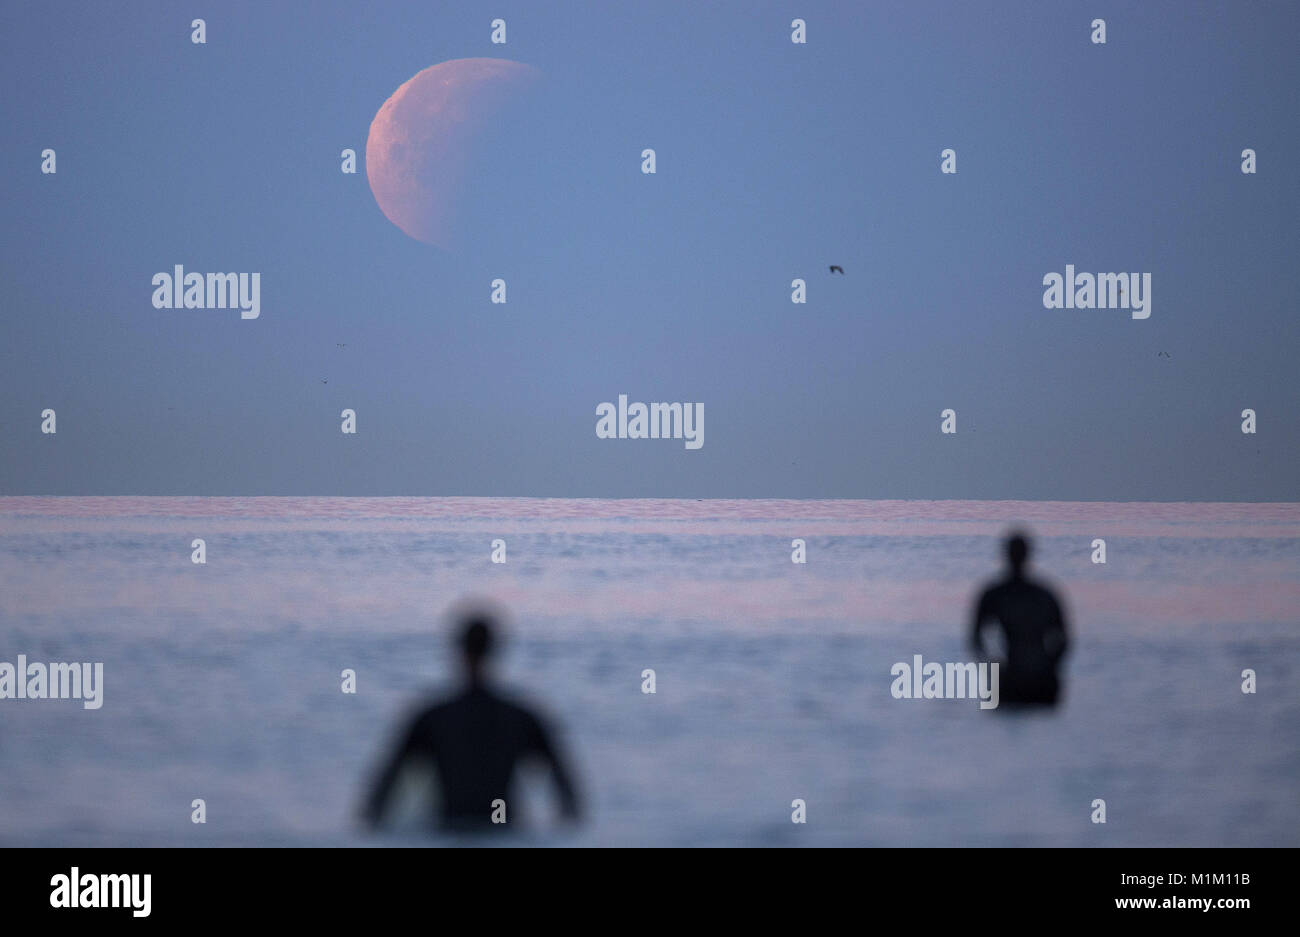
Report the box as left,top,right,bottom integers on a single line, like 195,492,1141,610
1,0,1297,499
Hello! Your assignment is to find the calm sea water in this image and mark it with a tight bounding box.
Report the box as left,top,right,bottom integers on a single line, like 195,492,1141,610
0,497,1296,846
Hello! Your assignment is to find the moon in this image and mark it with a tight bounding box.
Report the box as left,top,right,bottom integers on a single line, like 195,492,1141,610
366,58,541,248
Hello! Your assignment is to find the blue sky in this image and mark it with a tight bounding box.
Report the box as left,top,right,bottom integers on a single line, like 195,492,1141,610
2,0,1297,498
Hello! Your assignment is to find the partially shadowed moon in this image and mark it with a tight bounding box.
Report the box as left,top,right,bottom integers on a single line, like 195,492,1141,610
366,58,541,247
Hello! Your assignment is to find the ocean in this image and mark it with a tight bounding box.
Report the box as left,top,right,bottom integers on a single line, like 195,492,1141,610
0,497,1296,846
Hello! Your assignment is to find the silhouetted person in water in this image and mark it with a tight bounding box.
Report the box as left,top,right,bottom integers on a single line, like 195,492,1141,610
970,533,1070,707
363,614,580,832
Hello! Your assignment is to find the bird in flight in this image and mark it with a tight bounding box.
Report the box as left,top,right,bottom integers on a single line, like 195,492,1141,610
829,265,844,275
337,344,346,349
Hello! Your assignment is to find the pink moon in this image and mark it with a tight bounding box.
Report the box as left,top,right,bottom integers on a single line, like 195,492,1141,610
365,58,541,248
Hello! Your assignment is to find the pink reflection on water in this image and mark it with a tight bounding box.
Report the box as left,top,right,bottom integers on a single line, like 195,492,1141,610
1,498,1297,634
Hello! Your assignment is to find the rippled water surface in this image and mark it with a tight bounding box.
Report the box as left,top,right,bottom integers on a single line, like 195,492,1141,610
1,497,1296,846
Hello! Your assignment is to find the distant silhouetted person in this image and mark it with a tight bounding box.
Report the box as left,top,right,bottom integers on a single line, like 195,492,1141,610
363,613,580,832
970,532,1070,707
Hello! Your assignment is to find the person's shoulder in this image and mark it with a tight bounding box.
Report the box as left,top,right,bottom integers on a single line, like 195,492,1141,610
408,690,463,724
492,689,553,729
494,689,541,717
1025,575,1060,595
1023,576,1064,605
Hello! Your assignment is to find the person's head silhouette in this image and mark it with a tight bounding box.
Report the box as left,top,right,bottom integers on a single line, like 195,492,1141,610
1005,531,1031,576
457,613,496,684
